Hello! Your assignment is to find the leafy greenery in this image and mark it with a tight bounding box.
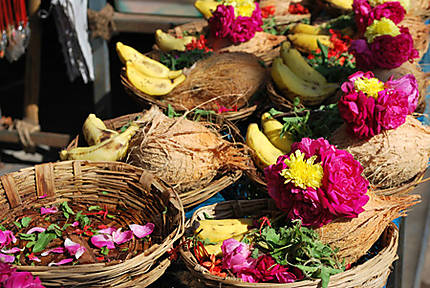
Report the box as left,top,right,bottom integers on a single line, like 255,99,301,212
21,217,32,228
159,49,213,70
32,232,57,253
254,220,344,288
60,201,75,220
322,13,356,31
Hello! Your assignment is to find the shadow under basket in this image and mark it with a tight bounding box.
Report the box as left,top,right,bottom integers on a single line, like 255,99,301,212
180,198,399,288
65,112,247,210
0,160,185,287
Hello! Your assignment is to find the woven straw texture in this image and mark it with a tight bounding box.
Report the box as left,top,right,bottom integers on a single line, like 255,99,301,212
0,160,184,287
180,199,398,288
66,112,247,210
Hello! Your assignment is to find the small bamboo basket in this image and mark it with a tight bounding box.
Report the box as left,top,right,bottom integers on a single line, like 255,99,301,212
65,112,248,210
0,160,185,287
179,199,399,288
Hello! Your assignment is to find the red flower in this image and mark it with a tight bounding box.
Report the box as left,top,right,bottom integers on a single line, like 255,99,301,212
288,3,309,14
261,5,275,18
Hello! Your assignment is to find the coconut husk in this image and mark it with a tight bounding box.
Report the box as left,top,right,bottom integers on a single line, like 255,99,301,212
164,52,267,112
316,191,419,265
372,61,430,113
408,0,430,19
330,116,430,191
126,106,249,193
400,16,430,60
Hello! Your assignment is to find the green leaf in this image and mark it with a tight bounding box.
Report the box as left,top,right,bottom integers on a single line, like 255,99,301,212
26,241,35,248
47,224,63,237
88,205,101,211
167,104,182,118
101,246,109,256
21,217,32,228
0,225,6,231
268,108,282,117
44,216,51,222
13,221,22,229
32,232,57,253
101,191,109,195
61,202,75,215
106,214,116,219
18,233,37,241
251,247,259,259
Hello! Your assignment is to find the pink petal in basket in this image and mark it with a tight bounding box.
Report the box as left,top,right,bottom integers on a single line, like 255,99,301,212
48,258,74,266
0,253,15,263
129,223,155,239
41,247,65,257
1,247,23,254
64,238,86,260
26,227,46,234
112,229,133,245
41,206,58,215
91,234,115,249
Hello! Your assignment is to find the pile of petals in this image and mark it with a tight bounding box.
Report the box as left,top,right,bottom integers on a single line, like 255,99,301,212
338,70,419,138
91,223,155,249
350,0,418,69
208,0,263,43
0,262,44,288
221,239,301,283
264,137,369,228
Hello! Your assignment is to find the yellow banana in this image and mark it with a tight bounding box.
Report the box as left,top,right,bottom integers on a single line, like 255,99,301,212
60,125,139,161
246,123,284,170
195,218,254,243
271,57,338,106
194,0,219,19
280,41,327,86
155,29,195,52
261,112,293,153
324,0,353,11
287,33,333,53
82,114,118,146
289,23,324,35
126,62,186,96
116,42,182,79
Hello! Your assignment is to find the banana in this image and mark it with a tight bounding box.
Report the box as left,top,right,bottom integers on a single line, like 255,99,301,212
271,57,338,106
289,23,324,35
116,42,182,79
246,123,284,170
194,0,219,19
195,218,254,243
82,114,118,146
261,112,293,153
126,62,186,96
280,41,327,86
155,29,195,52
287,33,333,53
324,0,353,11
60,125,139,161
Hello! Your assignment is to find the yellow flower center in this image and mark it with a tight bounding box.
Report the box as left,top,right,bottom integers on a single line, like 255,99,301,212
368,0,409,11
364,17,401,43
354,76,385,99
280,150,324,190
222,0,256,17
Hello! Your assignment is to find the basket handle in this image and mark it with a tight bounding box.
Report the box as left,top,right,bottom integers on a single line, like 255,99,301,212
35,163,56,198
1,174,22,208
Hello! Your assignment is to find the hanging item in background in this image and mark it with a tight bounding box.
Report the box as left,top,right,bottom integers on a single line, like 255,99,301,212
0,0,30,62
51,0,94,83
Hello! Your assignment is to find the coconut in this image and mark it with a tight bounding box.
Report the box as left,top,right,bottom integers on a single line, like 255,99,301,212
316,191,420,265
408,0,430,20
330,116,430,191
125,106,249,193
400,16,430,60
372,61,429,113
164,52,267,112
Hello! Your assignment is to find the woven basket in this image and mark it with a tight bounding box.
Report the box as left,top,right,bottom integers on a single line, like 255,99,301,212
179,199,398,288
65,111,247,210
0,160,185,287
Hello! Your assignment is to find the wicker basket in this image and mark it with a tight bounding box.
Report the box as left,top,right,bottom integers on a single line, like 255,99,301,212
179,199,399,288
0,160,184,287
65,111,248,210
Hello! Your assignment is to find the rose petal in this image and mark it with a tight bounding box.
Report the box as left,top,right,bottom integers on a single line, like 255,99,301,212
71,221,79,227
38,194,47,199
129,223,155,239
64,238,86,260
41,247,65,256
48,258,74,266
0,253,15,263
41,206,58,215
28,254,41,262
91,234,115,249
1,247,23,254
97,227,116,235
26,227,46,234
112,228,133,245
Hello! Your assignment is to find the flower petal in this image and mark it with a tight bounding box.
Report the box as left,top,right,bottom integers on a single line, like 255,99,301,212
48,258,74,266
129,223,155,239
91,234,115,249
26,227,46,234
64,238,86,260
71,221,79,227
1,247,23,254
112,229,133,245
97,227,116,235
41,247,65,256
41,206,58,215
0,253,15,263
28,254,41,262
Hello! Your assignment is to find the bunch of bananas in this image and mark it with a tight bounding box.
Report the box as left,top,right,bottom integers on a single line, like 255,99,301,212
271,41,339,106
155,29,195,52
194,0,219,19
60,114,138,161
246,112,294,170
116,42,186,96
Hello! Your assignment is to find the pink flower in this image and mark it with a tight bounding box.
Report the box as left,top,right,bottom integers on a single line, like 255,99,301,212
0,253,15,263
26,227,46,234
377,89,409,129
129,223,154,239
41,247,65,257
353,0,374,34
64,238,86,260
91,227,133,249
1,247,23,254
71,221,79,227
40,206,58,215
208,3,263,44
48,258,74,266
221,239,256,273
385,74,419,113
38,194,47,199
3,271,44,288
0,230,17,248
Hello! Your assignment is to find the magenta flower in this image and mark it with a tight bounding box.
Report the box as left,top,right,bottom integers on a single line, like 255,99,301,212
208,3,263,44
64,238,86,260
129,223,154,239
2,270,44,288
48,258,74,266
40,206,58,215
91,227,133,249
41,247,65,257
71,221,79,227
0,253,15,263
0,230,17,248
385,73,419,113
221,239,256,273
1,247,23,254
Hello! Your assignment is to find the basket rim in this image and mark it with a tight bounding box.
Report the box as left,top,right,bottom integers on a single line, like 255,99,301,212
1,160,185,275
179,198,399,287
